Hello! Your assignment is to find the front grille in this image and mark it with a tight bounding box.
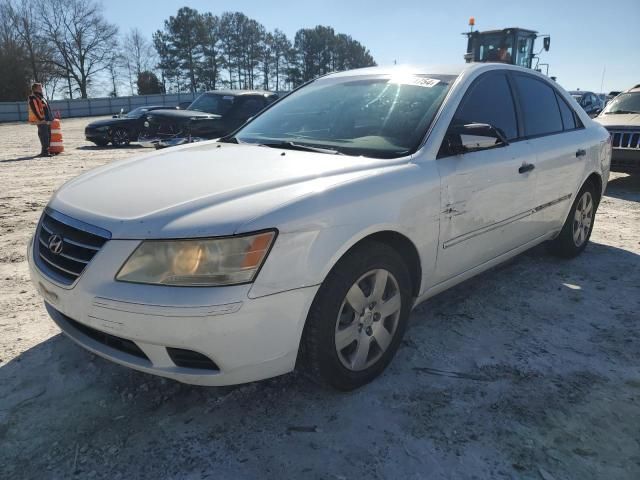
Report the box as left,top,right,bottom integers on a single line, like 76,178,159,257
62,312,150,361
36,209,110,285
167,348,219,371
609,129,640,150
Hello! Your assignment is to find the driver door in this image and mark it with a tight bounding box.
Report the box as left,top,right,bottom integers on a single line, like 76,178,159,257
435,71,539,282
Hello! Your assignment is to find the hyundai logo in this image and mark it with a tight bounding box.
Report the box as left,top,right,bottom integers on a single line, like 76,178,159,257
48,234,64,255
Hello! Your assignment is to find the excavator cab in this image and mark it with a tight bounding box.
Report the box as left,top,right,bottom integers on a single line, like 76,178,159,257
464,25,549,70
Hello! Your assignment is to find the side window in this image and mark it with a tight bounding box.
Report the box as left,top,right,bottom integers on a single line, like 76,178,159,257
452,72,519,140
555,93,578,130
513,75,563,137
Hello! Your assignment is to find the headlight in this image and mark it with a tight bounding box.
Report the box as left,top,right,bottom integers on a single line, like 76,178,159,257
116,231,276,286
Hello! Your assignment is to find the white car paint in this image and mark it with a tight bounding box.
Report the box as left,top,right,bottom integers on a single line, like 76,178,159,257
29,63,611,386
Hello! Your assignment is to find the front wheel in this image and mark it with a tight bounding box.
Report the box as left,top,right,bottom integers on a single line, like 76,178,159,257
301,241,412,390
110,128,130,147
547,181,599,258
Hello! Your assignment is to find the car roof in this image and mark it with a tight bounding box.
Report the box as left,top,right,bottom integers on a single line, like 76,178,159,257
201,90,276,97
569,91,591,96
326,64,467,78
324,63,560,82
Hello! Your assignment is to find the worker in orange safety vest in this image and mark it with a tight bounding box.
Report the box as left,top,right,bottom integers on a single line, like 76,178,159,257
28,83,54,157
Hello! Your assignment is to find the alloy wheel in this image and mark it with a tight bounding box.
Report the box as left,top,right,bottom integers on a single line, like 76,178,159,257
334,269,402,371
112,128,129,146
573,191,593,247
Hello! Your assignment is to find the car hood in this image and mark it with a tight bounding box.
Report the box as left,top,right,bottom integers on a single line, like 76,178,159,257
594,113,640,128
49,142,404,239
86,117,134,128
147,109,221,120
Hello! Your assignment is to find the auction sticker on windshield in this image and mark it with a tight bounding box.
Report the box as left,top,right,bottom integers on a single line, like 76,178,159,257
390,77,441,88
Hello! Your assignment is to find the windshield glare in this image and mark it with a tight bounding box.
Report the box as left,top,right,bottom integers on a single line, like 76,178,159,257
188,94,235,115
603,92,640,114
234,74,455,158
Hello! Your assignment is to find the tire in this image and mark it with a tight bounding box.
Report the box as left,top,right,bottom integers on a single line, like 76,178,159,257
547,180,599,258
301,240,412,390
110,128,130,147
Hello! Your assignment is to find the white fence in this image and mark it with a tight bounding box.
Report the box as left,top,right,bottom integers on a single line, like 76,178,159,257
0,92,198,123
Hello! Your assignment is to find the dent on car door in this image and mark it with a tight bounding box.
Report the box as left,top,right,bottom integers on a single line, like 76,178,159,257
511,74,587,233
435,71,539,283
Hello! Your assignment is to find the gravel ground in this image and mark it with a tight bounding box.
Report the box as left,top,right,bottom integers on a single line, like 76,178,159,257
1,117,639,480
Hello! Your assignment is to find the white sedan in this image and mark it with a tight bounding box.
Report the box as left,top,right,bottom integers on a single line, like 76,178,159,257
29,63,611,390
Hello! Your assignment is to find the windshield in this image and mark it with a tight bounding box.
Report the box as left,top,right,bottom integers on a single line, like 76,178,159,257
125,107,149,118
188,94,235,115
233,73,455,159
603,92,640,114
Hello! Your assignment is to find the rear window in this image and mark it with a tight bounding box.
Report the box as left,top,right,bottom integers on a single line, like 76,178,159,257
514,75,563,137
556,94,578,130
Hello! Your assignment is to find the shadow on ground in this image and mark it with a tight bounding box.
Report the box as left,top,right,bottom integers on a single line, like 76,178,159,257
1,242,639,480
0,154,44,163
605,172,640,201
76,144,146,151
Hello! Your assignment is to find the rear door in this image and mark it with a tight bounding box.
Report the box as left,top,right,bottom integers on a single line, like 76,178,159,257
511,73,588,234
435,71,539,282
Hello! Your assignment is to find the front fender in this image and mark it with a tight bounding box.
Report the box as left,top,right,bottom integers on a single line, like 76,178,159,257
246,162,441,299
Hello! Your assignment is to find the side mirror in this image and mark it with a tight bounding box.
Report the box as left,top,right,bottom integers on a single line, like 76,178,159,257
543,36,550,51
445,123,509,155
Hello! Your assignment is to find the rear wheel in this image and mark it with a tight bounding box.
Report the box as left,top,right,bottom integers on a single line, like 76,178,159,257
547,181,599,258
111,128,130,147
301,241,412,390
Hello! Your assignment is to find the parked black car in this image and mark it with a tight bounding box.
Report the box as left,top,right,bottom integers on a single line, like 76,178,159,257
85,106,169,147
141,91,278,148
569,91,603,118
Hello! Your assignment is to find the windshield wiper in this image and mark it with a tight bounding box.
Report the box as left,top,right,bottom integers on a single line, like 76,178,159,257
607,110,639,114
258,141,344,155
218,136,239,144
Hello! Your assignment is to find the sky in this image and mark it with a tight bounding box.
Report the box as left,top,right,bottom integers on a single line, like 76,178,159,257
101,0,640,93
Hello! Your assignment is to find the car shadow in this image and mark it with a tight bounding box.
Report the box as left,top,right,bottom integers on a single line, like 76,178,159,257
1,241,639,478
76,144,146,151
605,173,640,201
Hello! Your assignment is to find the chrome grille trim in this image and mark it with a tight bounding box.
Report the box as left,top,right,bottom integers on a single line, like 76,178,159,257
609,129,640,150
34,208,111,286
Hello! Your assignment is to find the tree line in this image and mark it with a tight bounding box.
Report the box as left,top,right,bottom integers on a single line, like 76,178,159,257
0,0,376,101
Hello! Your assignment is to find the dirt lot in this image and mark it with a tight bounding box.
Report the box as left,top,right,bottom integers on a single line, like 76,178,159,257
1,117,639,480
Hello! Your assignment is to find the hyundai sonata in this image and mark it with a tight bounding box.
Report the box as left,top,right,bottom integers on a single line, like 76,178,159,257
29,63,611,390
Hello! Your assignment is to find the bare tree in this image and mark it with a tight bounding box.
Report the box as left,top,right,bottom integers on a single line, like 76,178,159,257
37,0,118,98
123,27,155,94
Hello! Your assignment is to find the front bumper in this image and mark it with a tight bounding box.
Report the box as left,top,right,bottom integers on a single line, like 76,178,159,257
28,236,318,386
611,148,640,173
85,130,110,144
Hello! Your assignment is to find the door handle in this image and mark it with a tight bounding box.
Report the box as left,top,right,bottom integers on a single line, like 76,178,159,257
576,148,587,158
518,163,535,174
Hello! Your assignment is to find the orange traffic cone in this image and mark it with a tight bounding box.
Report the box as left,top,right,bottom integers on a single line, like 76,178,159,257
49,117,64,154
